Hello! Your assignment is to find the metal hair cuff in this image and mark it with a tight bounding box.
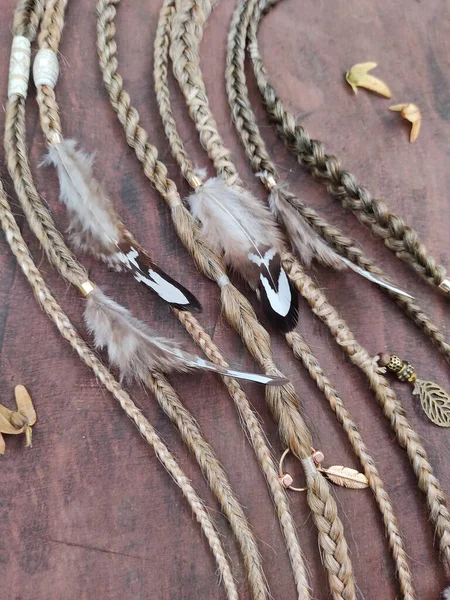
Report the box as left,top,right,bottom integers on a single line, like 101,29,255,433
79,280,95,297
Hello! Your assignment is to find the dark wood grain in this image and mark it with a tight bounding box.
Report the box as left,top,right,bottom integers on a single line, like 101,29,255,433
0,0,449,598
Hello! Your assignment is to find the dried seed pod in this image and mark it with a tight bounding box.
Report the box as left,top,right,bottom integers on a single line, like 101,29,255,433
345,62,392,98
0,385,37,452
389,103,421,142
14,385,36,425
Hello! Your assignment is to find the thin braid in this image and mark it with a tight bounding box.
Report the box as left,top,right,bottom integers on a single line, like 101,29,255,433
154,0,198,186
170,0,240,185
227,0,450,365
22,2,277,597
226,3,416,597
248,0,447,291
98,2,359,599
0,180,237,600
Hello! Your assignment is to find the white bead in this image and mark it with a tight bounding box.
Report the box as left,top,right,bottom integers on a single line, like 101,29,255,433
33,49,59,88
439,277,450,294
8,36,31,99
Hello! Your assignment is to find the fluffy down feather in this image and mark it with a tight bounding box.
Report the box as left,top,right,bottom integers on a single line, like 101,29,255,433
187,177,298,332
42,139,120,258
268,184,343,268
84,288,287,385
268,181,413,299
442,587,450,600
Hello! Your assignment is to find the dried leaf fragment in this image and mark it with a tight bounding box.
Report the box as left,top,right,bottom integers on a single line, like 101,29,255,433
14,385,37,425
389,103,421,142
346,62,392,98
0,385,37,454
320,465,369,489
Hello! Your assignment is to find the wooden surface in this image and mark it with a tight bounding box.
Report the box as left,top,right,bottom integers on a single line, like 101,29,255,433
0,0,449,598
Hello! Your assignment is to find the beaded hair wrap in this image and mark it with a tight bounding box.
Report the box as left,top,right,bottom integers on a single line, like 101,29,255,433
155,0,450,592
226,0,450,587
97,1,366,598
2,2,238,595
4,1,294,598
248,0,450,299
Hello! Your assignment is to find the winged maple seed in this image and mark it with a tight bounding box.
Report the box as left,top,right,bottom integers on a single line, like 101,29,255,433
389,103,422,142
345,62,392,98
0,385,36,454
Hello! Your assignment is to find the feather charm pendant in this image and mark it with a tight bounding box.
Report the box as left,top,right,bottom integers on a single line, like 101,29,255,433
320,465,369,489
84,287,288,386
187,177,298,332
43,139,201,311
378,353,450,427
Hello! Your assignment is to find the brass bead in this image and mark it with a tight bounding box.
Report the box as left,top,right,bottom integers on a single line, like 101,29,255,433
387,355,403,373
378,352,392,367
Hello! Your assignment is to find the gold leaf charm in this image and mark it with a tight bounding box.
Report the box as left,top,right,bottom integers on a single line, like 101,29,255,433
413,380,450,427
320,465,369,489
389,103,421,142
345,62,392,98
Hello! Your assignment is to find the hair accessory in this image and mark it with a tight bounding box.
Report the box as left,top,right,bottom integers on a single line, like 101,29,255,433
187,176,298,332
8,36,31,99
378,353,450,427
279,448,369,491
41,138,202,312
0,385,36,453
256,171,413,299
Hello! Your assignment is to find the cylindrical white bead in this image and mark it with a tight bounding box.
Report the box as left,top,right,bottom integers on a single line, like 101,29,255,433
33,49,59,88
8,36,31,99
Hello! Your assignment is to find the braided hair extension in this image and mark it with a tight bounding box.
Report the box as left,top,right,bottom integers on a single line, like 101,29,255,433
159,0,420,598
233,0,450,579
247,0,450,297
33,3,297,598
225,1,416,598
5,2,271,597
160,0,450,585
228,0,450,366
2,3,238,596
97,1,362,598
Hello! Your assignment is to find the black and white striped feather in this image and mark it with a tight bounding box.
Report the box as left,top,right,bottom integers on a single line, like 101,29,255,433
43,139,201,311
84,288,287,385
187,176,298,332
